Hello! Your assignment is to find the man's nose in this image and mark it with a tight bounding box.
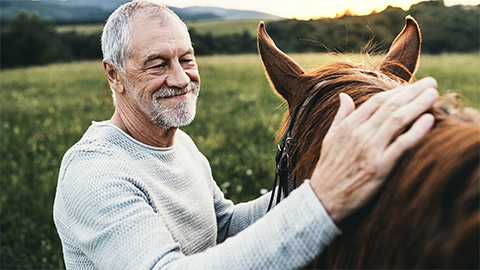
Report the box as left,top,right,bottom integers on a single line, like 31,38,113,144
165,61,189,89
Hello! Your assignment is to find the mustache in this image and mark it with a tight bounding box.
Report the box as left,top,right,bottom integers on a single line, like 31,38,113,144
152,81,199,99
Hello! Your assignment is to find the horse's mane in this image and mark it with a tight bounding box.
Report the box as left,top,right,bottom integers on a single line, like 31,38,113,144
281,60,480,269
283,60,479,185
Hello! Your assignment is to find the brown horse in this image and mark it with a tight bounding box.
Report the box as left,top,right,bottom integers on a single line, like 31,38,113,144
258,17,480,269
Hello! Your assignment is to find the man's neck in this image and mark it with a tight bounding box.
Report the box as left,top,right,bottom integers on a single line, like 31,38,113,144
109,105,177,148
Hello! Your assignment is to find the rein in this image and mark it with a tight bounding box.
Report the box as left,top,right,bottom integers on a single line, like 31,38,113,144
267,80,330,211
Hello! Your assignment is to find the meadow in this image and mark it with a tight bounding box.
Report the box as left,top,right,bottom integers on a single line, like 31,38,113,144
1,52,479,269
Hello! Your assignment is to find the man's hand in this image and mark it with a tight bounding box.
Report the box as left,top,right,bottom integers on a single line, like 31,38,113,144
310,77,438,223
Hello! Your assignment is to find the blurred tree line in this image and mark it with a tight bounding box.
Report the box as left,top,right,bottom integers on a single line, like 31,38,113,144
1,12,102,69
264,1,480,54
1,0,479,69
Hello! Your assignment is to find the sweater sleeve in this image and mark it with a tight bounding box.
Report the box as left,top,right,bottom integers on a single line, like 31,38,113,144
162,180,341,270
55,150,341,270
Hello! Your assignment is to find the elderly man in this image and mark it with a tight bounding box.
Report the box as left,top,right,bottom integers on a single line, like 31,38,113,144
53,1,438,269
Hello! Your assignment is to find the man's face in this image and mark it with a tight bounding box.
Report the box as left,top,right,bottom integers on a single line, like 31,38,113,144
121,12,200,128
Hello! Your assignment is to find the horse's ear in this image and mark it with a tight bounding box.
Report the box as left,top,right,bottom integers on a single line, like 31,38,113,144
258,21,304,104
379,16,421,82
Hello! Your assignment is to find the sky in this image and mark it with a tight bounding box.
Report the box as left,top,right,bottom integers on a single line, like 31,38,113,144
158,0,480,19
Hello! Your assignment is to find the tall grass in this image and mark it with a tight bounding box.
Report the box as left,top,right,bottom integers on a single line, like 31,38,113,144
415,53,480,108
1,61,112,269
1,53,479,269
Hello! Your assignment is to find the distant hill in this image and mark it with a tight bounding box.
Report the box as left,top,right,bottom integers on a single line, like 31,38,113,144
0,0,112,22
0,0,282,23
170,6,281,21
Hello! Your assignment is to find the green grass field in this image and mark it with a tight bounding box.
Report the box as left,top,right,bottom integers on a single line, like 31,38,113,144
56,24,104,34
1,52,479,269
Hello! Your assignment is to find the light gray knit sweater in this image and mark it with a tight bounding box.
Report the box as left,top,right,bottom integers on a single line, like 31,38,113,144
53,121,341,269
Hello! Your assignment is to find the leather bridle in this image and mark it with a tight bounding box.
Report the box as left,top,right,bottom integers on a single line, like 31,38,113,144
267,80,330,211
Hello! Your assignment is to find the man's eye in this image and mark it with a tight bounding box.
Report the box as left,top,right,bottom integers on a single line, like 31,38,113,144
151,63,166,69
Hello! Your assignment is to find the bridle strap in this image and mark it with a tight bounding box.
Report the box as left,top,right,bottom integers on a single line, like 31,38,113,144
267,80,330,212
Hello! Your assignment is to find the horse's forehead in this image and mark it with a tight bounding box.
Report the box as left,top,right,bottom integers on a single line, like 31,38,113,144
309,66,383,79
352,68,384,77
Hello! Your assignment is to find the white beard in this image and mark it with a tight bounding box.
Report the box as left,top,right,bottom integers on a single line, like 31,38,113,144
128,81,200,129
150,82,199,128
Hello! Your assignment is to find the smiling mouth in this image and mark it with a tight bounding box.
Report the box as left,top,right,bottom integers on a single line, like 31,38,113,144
152,82,198,101
160,91,189,100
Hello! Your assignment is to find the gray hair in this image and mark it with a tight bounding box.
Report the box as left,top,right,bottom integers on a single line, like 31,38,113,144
101,0,187,73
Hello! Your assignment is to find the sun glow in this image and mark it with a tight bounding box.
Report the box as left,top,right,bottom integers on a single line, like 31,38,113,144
160,0,480,20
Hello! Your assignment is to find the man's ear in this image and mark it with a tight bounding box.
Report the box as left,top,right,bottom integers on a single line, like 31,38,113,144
103,60,125,94
379,16,421,82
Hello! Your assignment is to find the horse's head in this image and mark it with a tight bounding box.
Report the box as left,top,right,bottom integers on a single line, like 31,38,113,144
258,16,425,185
258,17,480,269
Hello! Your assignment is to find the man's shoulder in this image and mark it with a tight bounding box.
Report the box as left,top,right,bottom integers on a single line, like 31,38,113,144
175,129,205,156
57,126,140,194
67,124,123,156
60,123,133,169
175,128,191,141
176,128,200,149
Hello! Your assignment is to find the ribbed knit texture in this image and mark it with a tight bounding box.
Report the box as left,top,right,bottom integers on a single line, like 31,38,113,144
53,121,341,269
